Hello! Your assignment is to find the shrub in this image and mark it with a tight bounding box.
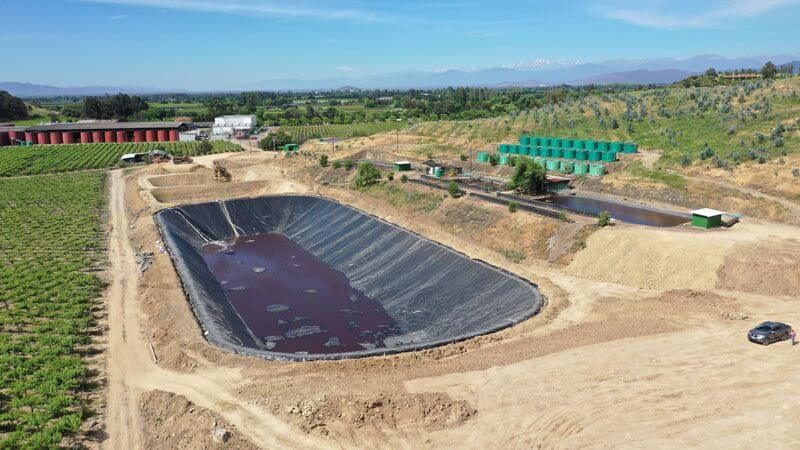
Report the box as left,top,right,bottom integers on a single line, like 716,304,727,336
508,158,547,194
460,154,468,161
387,171,394,181
699,146,716,160
344,158,354,170
332,160,342,169
792,168,799,178
681,154,692,166
197,140,213,154
557,211,568,222
508,201,518,213
319,154,328,167
598,211,612,227
447,181,461,198
400,174,408,183
353,162,380,187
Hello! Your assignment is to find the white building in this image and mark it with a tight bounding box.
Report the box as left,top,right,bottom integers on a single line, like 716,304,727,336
212,115,257,136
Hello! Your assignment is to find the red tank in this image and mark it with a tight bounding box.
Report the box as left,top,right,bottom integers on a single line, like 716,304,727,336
116,131,127,142
104,131,116,143
145,130,156,142
62,132,75,144
169,129,179,141
0,131,9,147
93,131,104,143
8,130,20,142
50,132,63,144
24,131,35,143
38,132,50,145
133,130,145,143
157,129,168,142
80,132,92,144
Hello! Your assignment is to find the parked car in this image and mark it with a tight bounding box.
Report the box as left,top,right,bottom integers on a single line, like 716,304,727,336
748,321,792,345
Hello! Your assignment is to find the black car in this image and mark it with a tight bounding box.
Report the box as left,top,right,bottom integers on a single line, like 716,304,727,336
748,321,792,345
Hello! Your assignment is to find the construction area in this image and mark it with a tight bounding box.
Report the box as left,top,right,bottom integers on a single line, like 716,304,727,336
95,129,800,448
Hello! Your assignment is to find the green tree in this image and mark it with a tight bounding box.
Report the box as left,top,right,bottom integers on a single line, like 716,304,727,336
197,140,213,155
598,211,612,227
761,61,778,79
259,130,292,150
705,67,718,77
508,201,518,213
319,154,329,167
508,158,547,194
447,181,461,198
353,163,381,187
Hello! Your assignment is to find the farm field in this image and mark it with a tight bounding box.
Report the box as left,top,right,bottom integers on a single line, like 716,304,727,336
0,141,241,177
279,122,407,143
0,172,107,448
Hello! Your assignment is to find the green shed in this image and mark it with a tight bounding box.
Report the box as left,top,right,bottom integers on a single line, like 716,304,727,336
394,161,412,171
691,208,723,229
283,143,300,152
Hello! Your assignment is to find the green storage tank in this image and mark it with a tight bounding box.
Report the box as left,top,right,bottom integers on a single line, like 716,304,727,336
530,147,540,157
540,147,552,157
552,148,564,158
576,150,588,161
564,149,576,159
499,144,509,153
531,137,541,147
598,141,610,152
520,135,531,146
435,168,444,177
589,164,606,177
519,145,530,156
589,151,602,161
610,142,623,153
551,138,562,148
562,139,574,149
573,163,589,175
585,140,597,151
623,143,639,153
573,139,585,150
499,155,511,165
546,159,560,171
559,161,574,173
541,137,551,147
601,152,617,162
509,145,520,154
477,152,490,163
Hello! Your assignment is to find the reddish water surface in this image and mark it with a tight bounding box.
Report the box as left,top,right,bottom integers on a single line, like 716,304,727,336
202,233,401,354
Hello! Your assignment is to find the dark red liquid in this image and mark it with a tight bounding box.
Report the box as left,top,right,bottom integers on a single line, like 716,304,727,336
202,233,401,354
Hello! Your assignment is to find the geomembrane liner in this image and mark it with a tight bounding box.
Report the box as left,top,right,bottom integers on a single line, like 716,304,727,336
155,195,543,361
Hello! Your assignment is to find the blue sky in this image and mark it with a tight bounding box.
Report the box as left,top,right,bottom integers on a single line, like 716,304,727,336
2,0,799,89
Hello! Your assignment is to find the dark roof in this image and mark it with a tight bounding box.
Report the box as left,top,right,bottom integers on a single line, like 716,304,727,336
25,121,191,132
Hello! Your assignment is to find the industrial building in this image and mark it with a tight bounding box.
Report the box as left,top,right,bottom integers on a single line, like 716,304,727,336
0,121,198,146
212,115,257,136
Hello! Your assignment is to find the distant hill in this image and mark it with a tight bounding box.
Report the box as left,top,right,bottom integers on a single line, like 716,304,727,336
572,69,697,86
0,82,167,97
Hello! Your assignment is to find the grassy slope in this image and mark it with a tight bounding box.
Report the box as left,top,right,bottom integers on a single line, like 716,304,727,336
410,77,800,168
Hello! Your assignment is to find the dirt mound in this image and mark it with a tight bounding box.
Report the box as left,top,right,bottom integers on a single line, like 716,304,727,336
150,181,271,204
716,238,800,297
140,390,259,449
280,392,475,438
147,171,214,187
567,227,730,290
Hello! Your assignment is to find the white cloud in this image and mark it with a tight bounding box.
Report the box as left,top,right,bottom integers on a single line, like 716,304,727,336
80,0,380,22
597,0,800,29
336,66,356,72
109,14,127,20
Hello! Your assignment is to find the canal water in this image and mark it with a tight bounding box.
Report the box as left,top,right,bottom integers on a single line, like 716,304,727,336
202,233,401,355
544,194,689,227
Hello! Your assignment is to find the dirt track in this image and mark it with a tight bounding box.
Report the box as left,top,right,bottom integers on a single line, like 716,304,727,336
103,153,800,448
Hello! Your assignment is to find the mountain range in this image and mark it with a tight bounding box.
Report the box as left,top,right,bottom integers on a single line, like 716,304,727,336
3,54,798,96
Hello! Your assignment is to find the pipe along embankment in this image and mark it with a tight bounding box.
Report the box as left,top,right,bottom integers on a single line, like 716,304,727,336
156,195,543,361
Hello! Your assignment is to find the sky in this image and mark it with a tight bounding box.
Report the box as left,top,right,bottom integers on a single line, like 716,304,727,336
2,0,800,89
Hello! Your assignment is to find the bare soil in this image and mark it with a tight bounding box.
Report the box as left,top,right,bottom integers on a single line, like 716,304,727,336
103,151,800,449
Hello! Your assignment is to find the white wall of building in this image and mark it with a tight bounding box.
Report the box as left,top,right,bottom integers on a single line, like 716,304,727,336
212,115,257,135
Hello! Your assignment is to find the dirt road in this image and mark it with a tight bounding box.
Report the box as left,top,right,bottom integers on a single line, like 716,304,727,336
104,170,327,449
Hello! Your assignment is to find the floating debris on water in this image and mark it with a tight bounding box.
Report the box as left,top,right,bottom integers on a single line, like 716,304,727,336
339,309,364,315
226,286,246,292
324,337,341,347
359,342,376,350
267,304,290,313
252,267,267,273
347,321,359,330
285,326,324,339
302,289,318,294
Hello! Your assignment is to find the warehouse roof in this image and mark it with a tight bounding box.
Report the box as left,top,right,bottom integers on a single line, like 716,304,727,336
691,208,724,217
25,121,191,132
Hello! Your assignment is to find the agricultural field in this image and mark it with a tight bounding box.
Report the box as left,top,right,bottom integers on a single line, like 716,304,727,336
0,172,107,448
0,141,241,177
412,77,800,167
279,122,408,143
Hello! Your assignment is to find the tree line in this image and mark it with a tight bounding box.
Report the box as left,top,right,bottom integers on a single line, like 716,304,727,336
0,91,29,121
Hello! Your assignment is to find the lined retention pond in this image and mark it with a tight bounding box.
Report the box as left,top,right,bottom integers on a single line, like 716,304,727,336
543,194,690,227
157,195,543,361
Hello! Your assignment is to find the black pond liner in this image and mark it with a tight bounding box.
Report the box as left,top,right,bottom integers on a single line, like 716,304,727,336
155,195,544,361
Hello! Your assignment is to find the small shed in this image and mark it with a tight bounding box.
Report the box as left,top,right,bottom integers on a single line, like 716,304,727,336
545,176,571,192
691,208,723,229
394,161,412,172
283,143,299,152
